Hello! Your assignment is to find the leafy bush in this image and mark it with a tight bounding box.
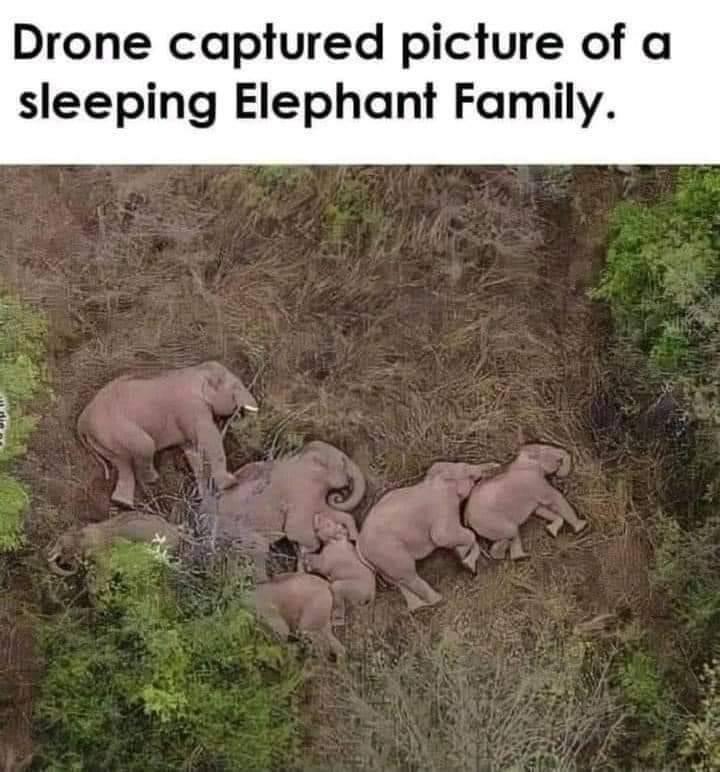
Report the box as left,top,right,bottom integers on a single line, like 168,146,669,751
682,658,720,771
591,167,720,378
0,292,49,550
34,542,301,771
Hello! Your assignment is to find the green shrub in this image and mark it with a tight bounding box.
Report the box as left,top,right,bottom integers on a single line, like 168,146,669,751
0,292,49,550
682,658,720,771
323,177,382,243
34,542,301,771
591,167,720,378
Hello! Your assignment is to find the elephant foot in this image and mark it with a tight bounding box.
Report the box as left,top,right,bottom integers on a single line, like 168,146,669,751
490,540,509,560
110,492,135,510
572,519,588,534
460,542,481,573
546,519,564,538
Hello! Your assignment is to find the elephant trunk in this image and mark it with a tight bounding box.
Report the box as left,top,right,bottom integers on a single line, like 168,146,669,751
47,548,79,577
233,385,259,414
327,456,366,512
555,450,572,477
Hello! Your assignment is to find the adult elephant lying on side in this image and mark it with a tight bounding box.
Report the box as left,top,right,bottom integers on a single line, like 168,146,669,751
77,361,258,508
358,461,499,611
204,441,366,580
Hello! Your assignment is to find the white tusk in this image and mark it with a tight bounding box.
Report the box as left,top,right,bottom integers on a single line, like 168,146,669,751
243,405,259,413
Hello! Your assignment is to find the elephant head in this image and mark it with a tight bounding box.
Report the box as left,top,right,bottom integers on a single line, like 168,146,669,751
197,361,259,418
313,512,348,544
518,443,572,477
46,530,83,576
426,461,500,498
301,441,366,511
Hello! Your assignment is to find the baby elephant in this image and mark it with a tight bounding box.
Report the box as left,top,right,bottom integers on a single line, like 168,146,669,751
251,572,345,659
77,361,258,509
304,514,376,627
465,443,588,561
358,461,499,612
47,512,182,576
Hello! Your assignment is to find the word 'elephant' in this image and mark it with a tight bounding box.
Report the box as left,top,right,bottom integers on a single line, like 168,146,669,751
77,361,258,508
358,461,498,611
465,443,587,560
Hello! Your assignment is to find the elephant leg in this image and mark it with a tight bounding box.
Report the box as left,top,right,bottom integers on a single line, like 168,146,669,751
398,574,443,612
310,625,346,660
194,416,236,491
330,586,347,627
260,607,291,641
509,532,529,561
490,539,510,559
534,505,564,537
431,513,479,572
120,427,159,488
111,457,137,509
542,485,587,534
184,446,210,497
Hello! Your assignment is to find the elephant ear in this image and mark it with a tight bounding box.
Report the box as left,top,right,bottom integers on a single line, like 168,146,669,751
200,366,225,405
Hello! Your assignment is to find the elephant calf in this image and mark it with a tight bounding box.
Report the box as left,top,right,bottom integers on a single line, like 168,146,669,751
358,461,499,612
47,512,182,576
250,572,346,659
304,514,376,626
77,361,258,509
465,443,588,560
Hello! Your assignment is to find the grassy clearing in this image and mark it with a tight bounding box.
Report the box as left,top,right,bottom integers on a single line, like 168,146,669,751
0,165,686,769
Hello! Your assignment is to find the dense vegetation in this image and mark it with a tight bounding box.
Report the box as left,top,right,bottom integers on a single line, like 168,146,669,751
34,542,301,771
593,167,720,769
0,293,48,551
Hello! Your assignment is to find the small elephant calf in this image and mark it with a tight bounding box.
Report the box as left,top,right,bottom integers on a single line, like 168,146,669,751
465,443,588,560
304,514,376,626
251,572,346,659
47,512,182,576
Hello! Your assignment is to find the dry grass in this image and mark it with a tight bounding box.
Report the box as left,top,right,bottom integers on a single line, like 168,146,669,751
0,165,660,769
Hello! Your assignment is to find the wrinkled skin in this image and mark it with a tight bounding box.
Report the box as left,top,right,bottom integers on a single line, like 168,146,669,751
251,572,345,659
465,443,587,560
47,512,182,576
204,441,366,581
304,514,376,626
77,361,258,508
358,461,499,611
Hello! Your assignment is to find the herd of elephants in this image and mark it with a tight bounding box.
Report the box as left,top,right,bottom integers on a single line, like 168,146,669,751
46,361,588,658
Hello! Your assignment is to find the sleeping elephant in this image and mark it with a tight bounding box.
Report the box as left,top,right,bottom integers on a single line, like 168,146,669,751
250,572,346,659
77,361,258,508
357,461,499,611
46,512,182,576
464,443,587,561
203,440,366,581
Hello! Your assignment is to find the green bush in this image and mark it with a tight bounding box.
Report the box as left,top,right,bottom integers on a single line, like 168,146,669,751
591,167,720,378
682,658,720,771
34,542,301,771
0,292,49,550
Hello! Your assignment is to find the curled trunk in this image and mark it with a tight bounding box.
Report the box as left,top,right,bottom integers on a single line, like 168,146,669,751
328,455,366,512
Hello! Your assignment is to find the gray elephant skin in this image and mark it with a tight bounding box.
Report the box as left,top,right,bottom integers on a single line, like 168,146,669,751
206,440,366,580
464,443,588,560
304,513,376,626
77,361,258,508
47,512,182,576
357,461,498,612
250,572,346,659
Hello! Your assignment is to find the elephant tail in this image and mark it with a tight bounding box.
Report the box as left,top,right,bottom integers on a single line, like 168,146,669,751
78,428,112,481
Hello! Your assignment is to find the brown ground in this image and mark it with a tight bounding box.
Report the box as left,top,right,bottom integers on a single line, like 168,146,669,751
0,166,666,770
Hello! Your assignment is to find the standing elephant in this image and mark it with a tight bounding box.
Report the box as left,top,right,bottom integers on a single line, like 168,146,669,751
357,461,499,611
77,361,258,508
206,441,366,580
304,514,376,626
46,512,182,576
250,572,346,659
464,443,587,561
